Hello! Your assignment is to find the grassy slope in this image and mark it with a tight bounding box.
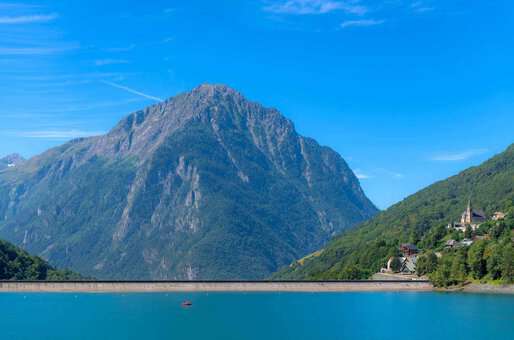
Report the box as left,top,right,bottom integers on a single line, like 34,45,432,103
275,144,514,280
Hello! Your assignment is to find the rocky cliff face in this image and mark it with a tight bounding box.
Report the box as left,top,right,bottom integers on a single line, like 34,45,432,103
0,84,378,279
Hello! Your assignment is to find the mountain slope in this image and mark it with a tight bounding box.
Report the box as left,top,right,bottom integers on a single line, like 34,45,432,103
0,238,80,280
0,84,377,280
275,144,514,280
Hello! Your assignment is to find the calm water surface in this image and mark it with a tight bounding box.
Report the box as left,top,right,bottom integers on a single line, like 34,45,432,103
1,292,513,339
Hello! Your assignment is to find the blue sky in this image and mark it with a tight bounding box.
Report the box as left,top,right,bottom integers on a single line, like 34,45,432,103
1,0,513,209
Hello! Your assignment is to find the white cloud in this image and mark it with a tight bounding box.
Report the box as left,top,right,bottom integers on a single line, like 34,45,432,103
429,149,488,162
100,80,163,102
340,18,384,28
0,13,58,24
12,129,105,139
95,59,130,66
263,0,367,15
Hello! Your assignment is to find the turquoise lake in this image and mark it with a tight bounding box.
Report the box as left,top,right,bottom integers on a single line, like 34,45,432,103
1,292,513,339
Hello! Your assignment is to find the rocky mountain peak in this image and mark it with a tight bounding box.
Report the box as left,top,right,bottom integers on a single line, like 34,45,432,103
192,83,241,97
86,84,290,161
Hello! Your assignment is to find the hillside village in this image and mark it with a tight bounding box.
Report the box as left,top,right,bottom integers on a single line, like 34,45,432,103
375,200,511,283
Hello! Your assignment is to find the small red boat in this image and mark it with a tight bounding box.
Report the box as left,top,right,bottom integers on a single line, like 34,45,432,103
181,300,193,307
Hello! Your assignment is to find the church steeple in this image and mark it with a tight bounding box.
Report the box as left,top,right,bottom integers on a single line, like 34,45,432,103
461,198,472,225
466,199,472,224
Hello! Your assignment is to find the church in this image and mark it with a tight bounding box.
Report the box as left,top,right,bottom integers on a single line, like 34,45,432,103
448,200,487,232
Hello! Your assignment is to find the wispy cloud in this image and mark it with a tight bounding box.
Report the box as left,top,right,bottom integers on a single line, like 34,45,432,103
263,0,367,15
0,97,144,118
0,13,58,24
0,44,79,55
8,129,105,139
100,80,163,102
340,18,384,28
0,3,40,10
411,1,434,13
377,168,404,179
353,167,404,180
429,148,488,162
3,72,129,82
95,59,130,66
390,172,404,179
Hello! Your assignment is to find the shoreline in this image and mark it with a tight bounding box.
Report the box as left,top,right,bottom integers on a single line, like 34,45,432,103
0,281,433,293
460,283,514,295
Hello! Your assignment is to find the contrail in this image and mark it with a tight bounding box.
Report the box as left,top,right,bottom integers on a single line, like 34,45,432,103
100,80,163,102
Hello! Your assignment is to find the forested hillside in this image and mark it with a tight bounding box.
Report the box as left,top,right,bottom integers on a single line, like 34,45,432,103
427,213,513,286
0,239,80,280
275,144,514,283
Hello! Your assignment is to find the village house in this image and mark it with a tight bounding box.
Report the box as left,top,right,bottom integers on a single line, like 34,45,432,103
380,244,419,274
445,239,458,249
445,238,474,249
401,256,417,274
400,243,419,256
381,255,417,274
492,211,507,221
461,238,474,247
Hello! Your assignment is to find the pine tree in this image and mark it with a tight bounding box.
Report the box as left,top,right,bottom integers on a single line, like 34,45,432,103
468,241,487,279
430,256,453,287
390,257,403,273
486,244,503,280
450,249,468,284
502,242,514,283
416,251,438,276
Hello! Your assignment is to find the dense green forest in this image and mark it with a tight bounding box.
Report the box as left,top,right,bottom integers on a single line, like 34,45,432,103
0,239,81,280
274,144,514,286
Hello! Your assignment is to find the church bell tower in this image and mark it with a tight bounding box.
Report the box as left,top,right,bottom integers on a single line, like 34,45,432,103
461,199,472,225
